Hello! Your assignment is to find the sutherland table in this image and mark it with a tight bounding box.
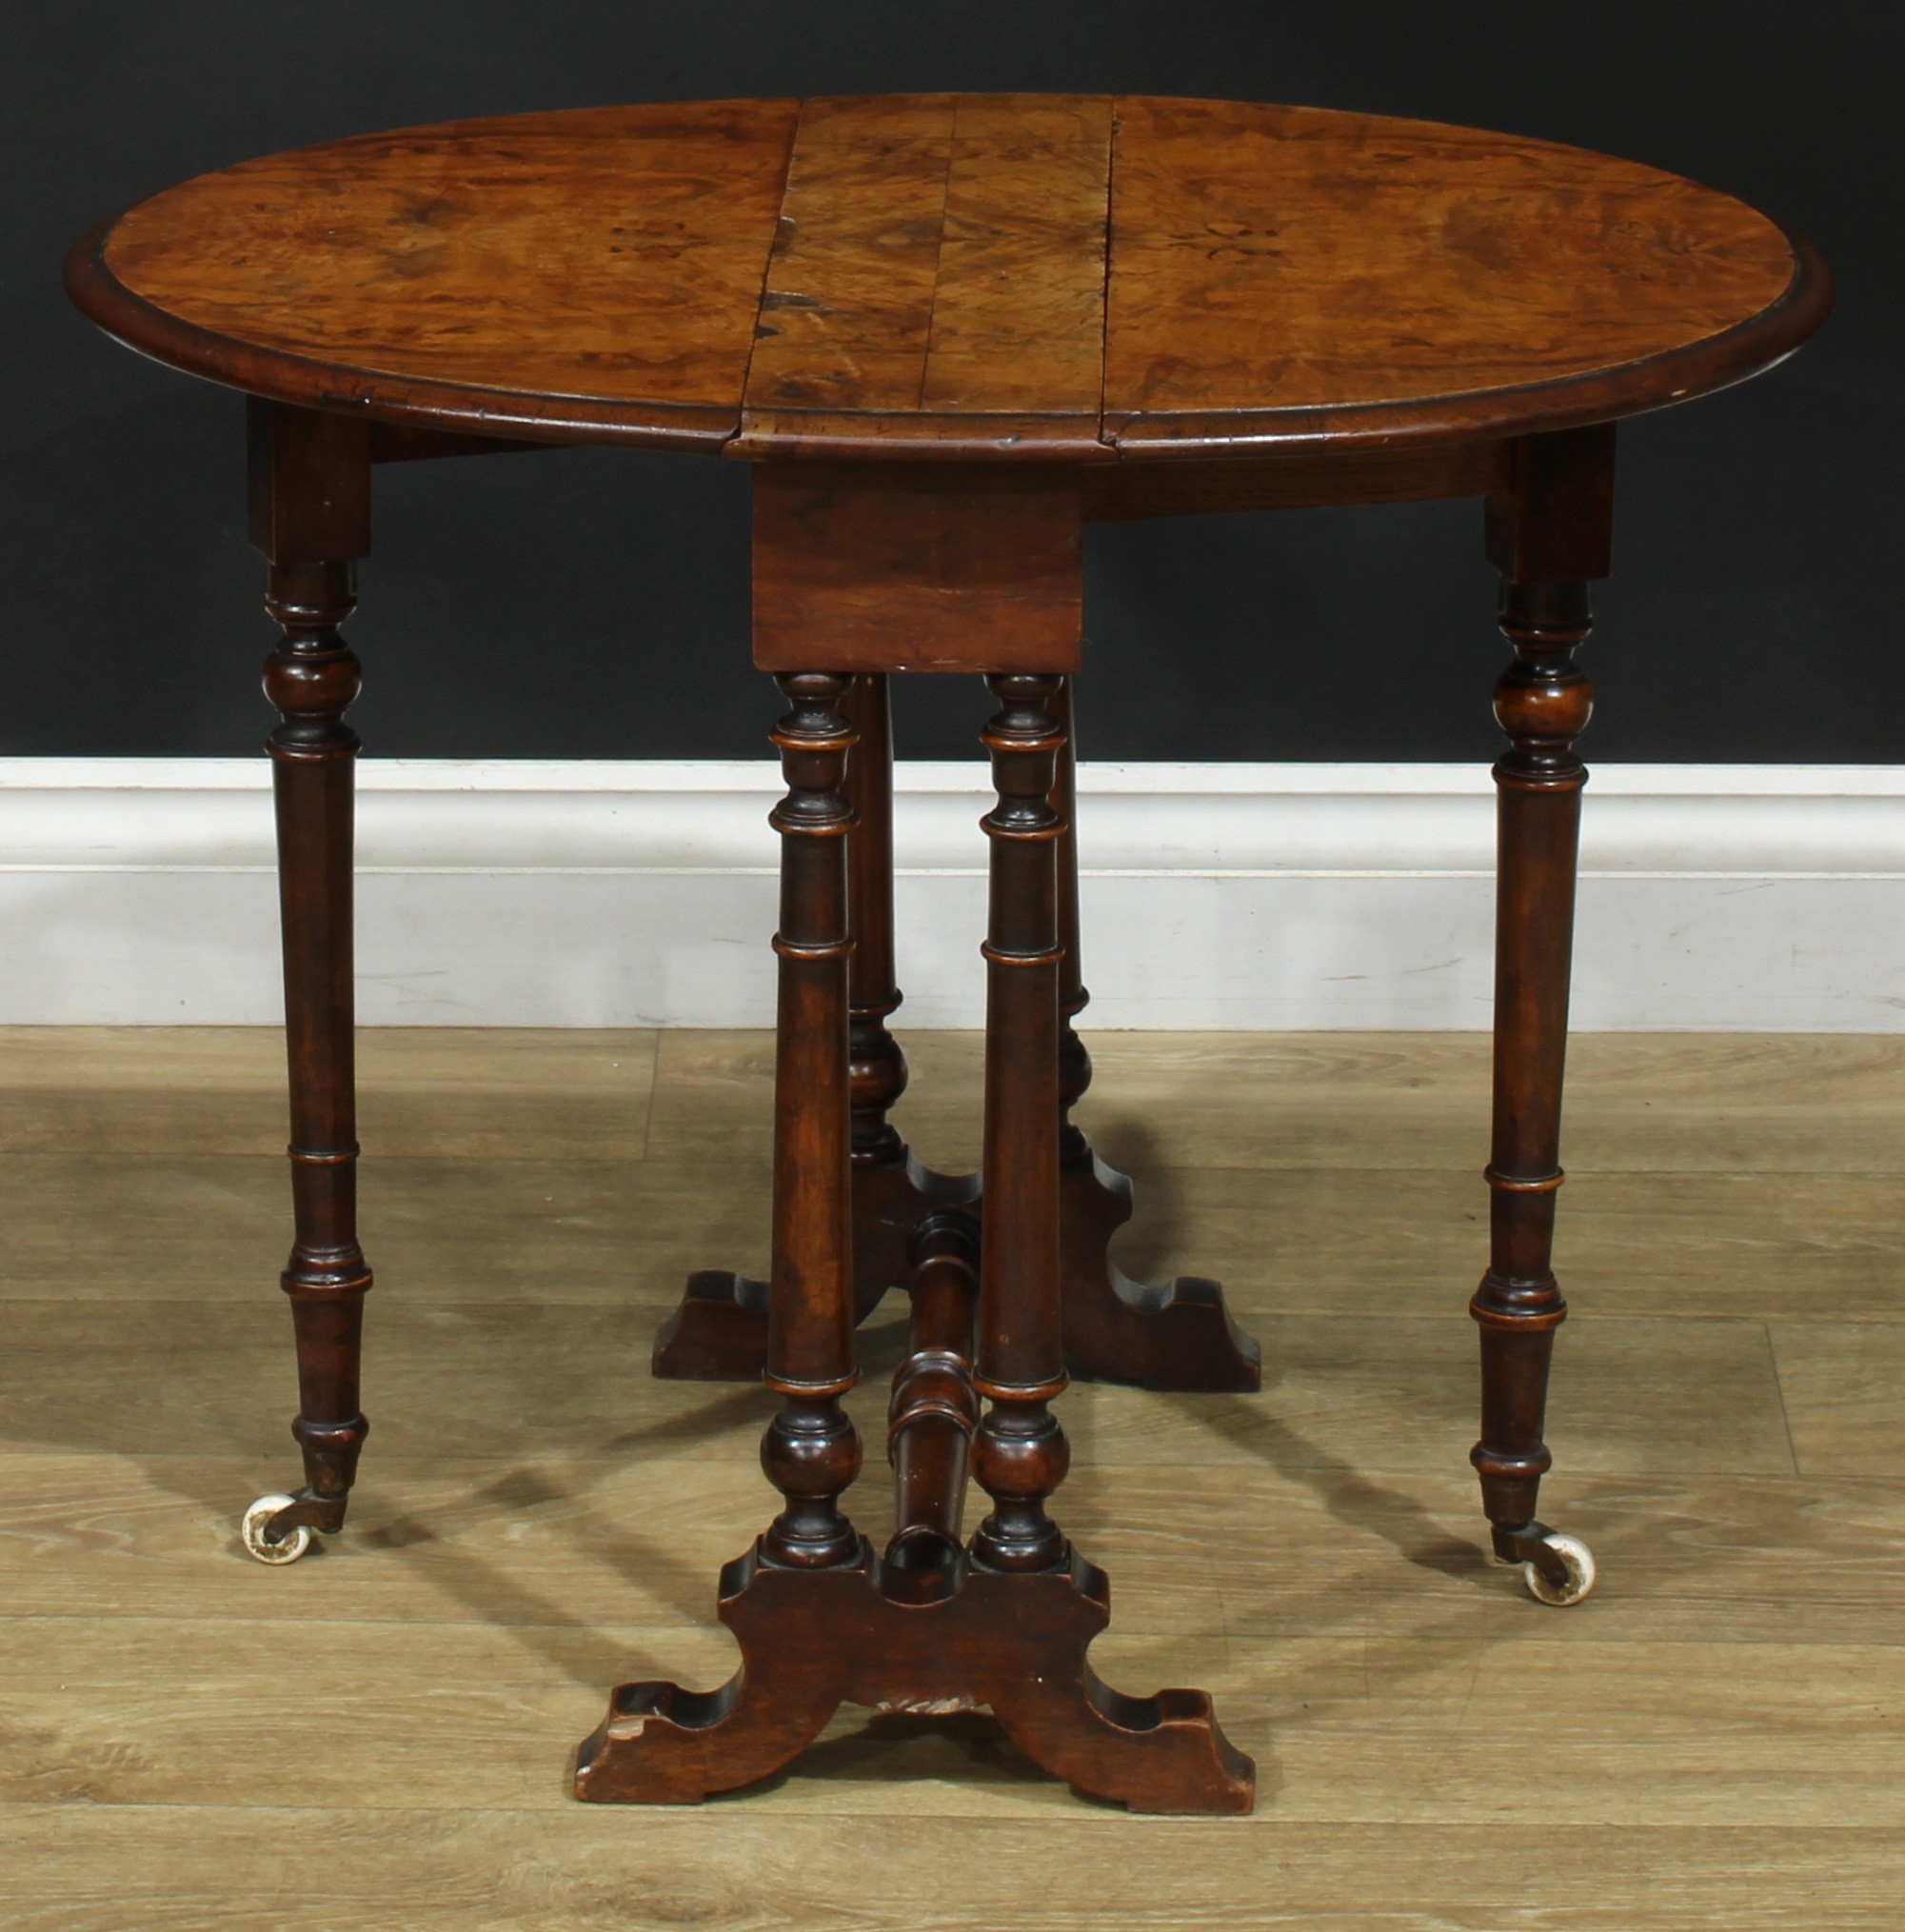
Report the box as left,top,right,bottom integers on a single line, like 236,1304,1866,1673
67,93,1829,1814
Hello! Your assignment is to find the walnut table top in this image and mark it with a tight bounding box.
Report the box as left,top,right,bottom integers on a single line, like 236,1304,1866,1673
66,93,1828,463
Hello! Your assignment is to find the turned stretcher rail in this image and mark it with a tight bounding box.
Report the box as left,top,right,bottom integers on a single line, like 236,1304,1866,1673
885,1213,982,1588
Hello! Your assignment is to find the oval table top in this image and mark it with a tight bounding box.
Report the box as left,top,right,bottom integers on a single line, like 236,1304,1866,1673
67,93,1829,463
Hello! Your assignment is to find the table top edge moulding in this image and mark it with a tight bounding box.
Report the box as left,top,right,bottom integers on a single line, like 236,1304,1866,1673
63,92,1832,463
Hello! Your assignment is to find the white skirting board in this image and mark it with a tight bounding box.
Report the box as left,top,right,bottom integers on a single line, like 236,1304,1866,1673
0,757,1899,1029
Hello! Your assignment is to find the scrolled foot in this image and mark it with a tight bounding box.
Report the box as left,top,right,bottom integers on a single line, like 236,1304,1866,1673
575,1540,1250,1811
995,1669,1257,1815
651,1271,771,1381
1492,1522,1597,1607
574,1670,843,1805
240,1492,311,1565
1060,1153,1261,1392
576,1546,848,1803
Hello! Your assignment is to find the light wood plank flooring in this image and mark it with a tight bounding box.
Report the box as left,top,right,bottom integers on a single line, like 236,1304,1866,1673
3,1027,1903,1928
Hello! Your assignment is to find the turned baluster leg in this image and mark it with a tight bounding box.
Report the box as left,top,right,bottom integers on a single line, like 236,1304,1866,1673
652,588,967,1387
761,673,864,1569
1473,426,1613,1607
971,674,1071,1573
240,402,375,1565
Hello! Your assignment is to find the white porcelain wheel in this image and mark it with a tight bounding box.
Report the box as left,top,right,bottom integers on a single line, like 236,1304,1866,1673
1522,1531,1597,1607
241,1493,311,1566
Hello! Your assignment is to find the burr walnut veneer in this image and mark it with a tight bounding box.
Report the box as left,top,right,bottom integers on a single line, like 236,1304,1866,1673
67,92,1828,1815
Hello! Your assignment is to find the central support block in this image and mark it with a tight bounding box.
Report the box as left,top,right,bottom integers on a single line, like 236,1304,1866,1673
751,461,1084,676
573,1540,1255,1813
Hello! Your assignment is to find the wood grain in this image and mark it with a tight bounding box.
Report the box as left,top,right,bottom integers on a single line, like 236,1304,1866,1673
923,96,1113,416
69,93,1827,458
1768,1323,1905,1478
736,93,1114,457
643,1028,1905,1176
13,1157,1901,1322
1102,96,1818,453
0,1025,659,1157
6,1027,1902,1921
8,1611,1904,1825
0,1300,1794,1479
80,103,800,448
751,461,1083,672
7,1451,1905,1647
0,1154,769,1303
6,1807,1902,1932
743,95,958,417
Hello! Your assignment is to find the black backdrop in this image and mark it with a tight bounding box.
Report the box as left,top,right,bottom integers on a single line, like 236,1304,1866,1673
9,4,1897,763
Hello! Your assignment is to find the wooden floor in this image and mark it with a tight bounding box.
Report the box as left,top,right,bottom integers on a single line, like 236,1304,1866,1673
3,1027,1904,1928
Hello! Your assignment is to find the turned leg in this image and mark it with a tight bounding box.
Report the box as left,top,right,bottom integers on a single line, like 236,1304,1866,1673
653,669,970,1379
651,670,903,1380
240,403,374,1565
1473,426,1614,1607
578,670,865,1802
1049,676,1261,1391
756,673,866,1569
959,672,1250,1807
970,674,1071,1574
